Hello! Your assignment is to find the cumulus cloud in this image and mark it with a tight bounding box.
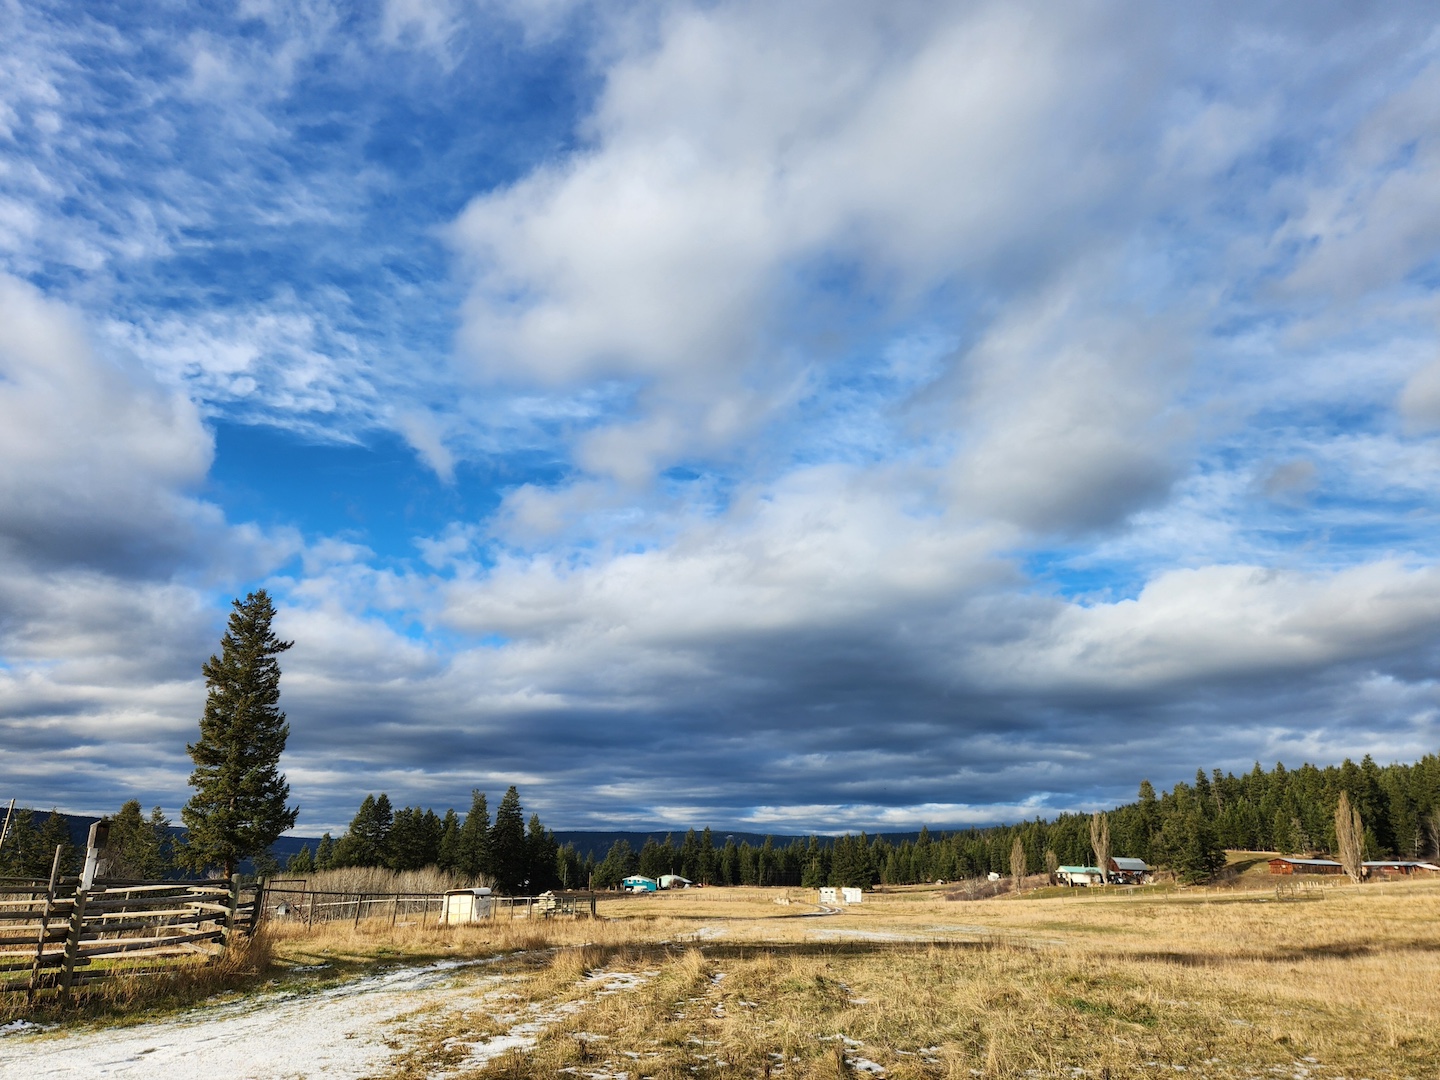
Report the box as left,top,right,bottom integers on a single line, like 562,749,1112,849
449,0,1173,479
972,561,1440,692
0,275,220,575
947,277,1188,532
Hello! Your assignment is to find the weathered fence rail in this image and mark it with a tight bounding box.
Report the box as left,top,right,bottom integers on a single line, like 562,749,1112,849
0,874,255,1004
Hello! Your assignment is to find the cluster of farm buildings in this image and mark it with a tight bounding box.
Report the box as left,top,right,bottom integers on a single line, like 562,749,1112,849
1055,855,1440,886
595,857,1440,897
620,874,692,892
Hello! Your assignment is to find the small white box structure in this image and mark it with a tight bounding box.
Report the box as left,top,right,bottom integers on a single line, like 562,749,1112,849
818,887,838,904
840,887,863,905
442,887,493,924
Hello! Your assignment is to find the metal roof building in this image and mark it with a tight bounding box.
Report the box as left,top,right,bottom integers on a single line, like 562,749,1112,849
1268,857,1343,875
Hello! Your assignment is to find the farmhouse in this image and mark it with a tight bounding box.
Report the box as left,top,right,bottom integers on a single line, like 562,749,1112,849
1057,865,1105,886
621,875,658,893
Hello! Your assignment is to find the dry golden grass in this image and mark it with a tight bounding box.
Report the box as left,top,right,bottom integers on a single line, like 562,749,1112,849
354,878,1440,1079
281,865,478,895
11,874,1439,1079
0,928,275,1025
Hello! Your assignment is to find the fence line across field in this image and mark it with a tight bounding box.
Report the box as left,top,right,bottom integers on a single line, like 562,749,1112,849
259,882,598,926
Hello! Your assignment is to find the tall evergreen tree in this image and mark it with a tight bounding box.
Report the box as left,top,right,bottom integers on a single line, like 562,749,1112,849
458,790,491,880
699,827,716,884
388,805,424,870
437,809,463,872
526,813,558,891
0,810,54,878
490,786,528,893
287,845,315,874
315,832,335,870
594,839,636,888
334,793,393,867
181,591,299,876
555,841,583,889
37,811,77,878
104,800,170,879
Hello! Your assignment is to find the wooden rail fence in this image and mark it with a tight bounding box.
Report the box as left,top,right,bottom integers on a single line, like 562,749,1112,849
0,873,254,1004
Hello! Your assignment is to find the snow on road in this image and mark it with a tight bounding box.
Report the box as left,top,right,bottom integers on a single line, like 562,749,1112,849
0,954,648,1080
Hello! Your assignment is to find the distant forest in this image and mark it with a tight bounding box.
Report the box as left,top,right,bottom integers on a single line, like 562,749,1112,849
4,753,1438,890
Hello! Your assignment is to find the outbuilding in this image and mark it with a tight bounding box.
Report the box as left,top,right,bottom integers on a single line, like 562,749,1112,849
621,875,658,893
1363,860,1440,876
1107,857,1152,884
1267,857,1343,875
658,874,693,889
442,887,493,924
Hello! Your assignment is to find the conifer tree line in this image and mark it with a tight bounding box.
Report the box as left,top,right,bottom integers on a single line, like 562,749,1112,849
286,785,570,896
0,800,174,880
576,753,1440,889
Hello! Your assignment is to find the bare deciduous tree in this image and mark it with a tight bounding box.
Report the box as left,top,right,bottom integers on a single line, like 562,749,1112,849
1334,791,1366,884
1090,811,1111,884
1010,835,1026,894
1044,848,1059,886
1427,808,1440,862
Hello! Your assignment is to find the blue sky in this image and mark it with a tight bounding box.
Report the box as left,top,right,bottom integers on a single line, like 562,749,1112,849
3,0,1440,833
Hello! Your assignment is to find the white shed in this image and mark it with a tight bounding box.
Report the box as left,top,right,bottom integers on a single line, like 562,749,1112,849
658,874,693,889
442,887,493,924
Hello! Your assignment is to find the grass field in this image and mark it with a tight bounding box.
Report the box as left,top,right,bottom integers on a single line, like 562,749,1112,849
263,874,1440,1079
8,871,1438,1079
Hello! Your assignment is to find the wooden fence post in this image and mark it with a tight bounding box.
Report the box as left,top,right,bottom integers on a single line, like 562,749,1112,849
59,886,88,1005
27,845,63,1005
249,879,266,936
220,874,240,950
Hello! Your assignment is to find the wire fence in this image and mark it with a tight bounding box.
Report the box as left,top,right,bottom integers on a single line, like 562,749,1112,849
258,880,596,927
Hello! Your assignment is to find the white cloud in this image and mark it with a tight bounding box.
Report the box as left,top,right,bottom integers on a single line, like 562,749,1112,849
974,560,1440,692
393,408,458,482
449,0,1166,479
947,275,1189,532
0,274,220,572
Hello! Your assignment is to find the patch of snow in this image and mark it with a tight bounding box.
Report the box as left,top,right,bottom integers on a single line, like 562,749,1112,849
0,1020,46,1037
0,961,504,1077
457,968,655,1070
0,956,510,1080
